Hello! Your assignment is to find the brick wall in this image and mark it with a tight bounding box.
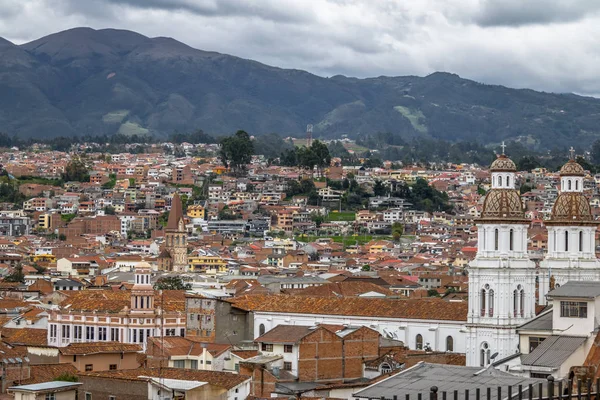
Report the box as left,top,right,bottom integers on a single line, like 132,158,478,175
78,376,147,400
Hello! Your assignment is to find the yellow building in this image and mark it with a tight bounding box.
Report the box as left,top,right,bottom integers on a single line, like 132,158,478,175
187,204,206,219
38,213,51,229
188,253,228,273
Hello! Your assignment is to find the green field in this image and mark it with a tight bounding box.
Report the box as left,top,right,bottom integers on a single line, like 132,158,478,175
326,211,356,221
296,234,381,246
394,105,428,133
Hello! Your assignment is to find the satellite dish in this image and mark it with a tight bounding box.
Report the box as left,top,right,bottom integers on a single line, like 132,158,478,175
490,352,499,360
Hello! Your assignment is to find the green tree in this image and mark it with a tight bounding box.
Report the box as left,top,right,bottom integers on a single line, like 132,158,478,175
153,276,192,290
427,289,440,297
373,180,388,196
59,234,67,241
62,158,90,182
103,206,116,215
220,130,255,175
4,264,24,283
361,264,371,271
520,184,533,194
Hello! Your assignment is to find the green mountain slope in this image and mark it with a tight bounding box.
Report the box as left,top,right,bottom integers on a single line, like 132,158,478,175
0,27,599,149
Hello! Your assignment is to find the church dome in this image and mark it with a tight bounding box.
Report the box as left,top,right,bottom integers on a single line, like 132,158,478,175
490,154,516,172
559,159,585,177
480,189,525,220
549,192,593,223
135,262,152,271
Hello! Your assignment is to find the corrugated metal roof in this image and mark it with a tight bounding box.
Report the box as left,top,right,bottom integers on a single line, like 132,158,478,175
354,362,544,400
522,335,586,368
517,309,553,331
548,281,600,299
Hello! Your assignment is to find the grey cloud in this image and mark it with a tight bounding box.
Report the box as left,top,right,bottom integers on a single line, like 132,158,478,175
474,0,600,27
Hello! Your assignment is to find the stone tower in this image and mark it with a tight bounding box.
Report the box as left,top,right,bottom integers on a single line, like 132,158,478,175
465,150,536,367
164,192,188,272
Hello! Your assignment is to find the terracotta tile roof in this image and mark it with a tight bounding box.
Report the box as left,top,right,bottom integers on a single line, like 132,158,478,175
231,295,468,321
231,350,259,359
79,367,249,390
59,342,142,355
18,363,79,385
255,325,313,344
290,282,394,297
58,289,185,313
2,328,48,347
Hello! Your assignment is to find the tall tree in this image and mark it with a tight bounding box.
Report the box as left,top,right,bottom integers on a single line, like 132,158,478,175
220,130,254,175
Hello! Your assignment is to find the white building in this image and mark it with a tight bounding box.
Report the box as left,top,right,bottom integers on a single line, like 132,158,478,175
465,153,536,367
538,158,600,305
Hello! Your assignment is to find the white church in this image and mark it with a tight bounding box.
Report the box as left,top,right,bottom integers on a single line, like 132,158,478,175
465,147,598,367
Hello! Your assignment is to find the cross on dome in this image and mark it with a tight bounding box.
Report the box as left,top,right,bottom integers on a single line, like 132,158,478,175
569,146,575,160
500,141,506,155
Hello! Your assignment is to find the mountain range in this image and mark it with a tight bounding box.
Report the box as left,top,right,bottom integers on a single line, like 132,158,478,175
1,27,600,149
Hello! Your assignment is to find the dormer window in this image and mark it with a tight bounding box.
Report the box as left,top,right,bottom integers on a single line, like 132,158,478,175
560,301,587,318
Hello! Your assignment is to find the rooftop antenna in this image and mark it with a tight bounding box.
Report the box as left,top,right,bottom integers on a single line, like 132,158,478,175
500,141,506,155
569,146,575,160
306,124,313,147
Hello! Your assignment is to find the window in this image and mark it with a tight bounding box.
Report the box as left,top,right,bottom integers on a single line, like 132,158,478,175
568,180,572,190
380,362,392,374
110,328,119,341
85,364,93,371
45,394,55,400
283,361,292,371
529,337,545,352
50,324,57,338
109,396,116,400
180,328,185,337
259,324,266,336
480,342,490,367
498,176,502,187
480,288,486,317
565,231,569,251
86,326,94,341
560,301,588,318
416,334,423,350
62,325,70,339
262,343,273,352
513,289,518,317
520,289,525,317
206,360,211,365
579,231,583,252
446,336,454,352
109,364,117,370
494,229,499,251
488,289,494,317
506,176,510,187
74,326,82,340
509,229,514,251
85,393,92,400
165,329,175,336
190,360,198,369
576,180,579,190
173,360,185,368
284,345,293,353
98,327,107,341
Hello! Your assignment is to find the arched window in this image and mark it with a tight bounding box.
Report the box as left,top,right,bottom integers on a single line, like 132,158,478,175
416,334,423,350
506,176,510,187
498,176,503,187
509,229,514,251
513,289,518,317
568,180,572,190
480,342,490,367
480,288,486,316
488,289,494,317
446,336,454,352
565,231,569,251
520,288,525,317
494,229,499,251
576,180,579,190
259,324,266,336
380,362,392,374
579,231,583,252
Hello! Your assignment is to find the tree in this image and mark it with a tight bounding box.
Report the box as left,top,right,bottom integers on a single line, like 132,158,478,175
103,206,116,215
154,276,192,290
59,234,67,241
220,130,255,175
373,180,388,196
427,289,440,297
361,264,371,271
519,184,533,195
310,140,331,175
4,264,24,283
62,158,90,182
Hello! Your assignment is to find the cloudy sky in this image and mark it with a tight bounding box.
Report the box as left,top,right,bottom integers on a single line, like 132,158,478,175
1,0,600,95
